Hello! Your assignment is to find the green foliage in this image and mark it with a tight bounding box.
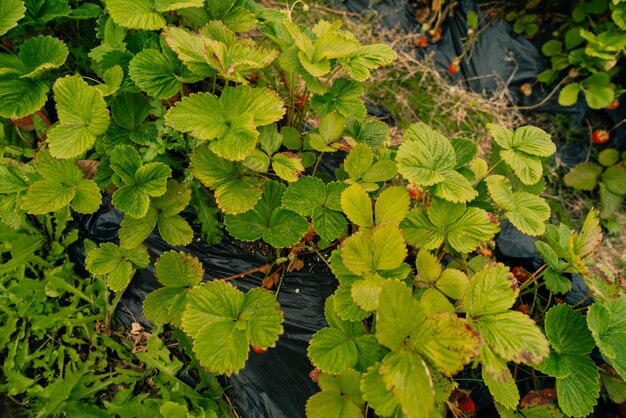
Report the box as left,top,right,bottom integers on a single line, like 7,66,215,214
47,75,110,159
182,280,284,375
224,180,309,248
0,36,69,119
564,151,626,218
401,198,499,253
85,242,149,291
538,0,626,108
21,154,101,215
536,304,599,417
397,123,477,202
166,86,285,161
0,1,622,416
465,264,550,409
144,251,204,326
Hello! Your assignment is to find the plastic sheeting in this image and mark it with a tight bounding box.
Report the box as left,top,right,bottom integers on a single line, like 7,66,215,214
70,197,337,418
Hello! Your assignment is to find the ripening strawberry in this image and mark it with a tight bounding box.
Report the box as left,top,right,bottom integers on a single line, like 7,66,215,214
418,37,428,47
608,100,620,110
511,266,530,283
592,130,610,144
251,345,267,353
458,394,476,414
448,62,459,75
520,83,533,96
515,304,530,314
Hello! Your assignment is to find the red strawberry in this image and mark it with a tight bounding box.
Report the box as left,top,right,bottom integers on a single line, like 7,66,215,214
458,395,476,414
251,345,267,354
448,62,459,75
592,130,610,144
608,100,620,110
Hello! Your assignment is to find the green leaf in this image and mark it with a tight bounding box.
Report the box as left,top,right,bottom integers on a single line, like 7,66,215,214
380,350,434,418
272,152,304,182
401,199,498,253
0,0,25,36
17,36,69,78
106,0,202,30
182,281,283,375
21,180,75,214
557,355,600,417
451,137,478,169
219,85,286,127
312,206,347,242
96,65,124,96
375,280,425,351
587,298,626,380
129,48,200,99
311,78,366,121
600,182,623,218
559,83,581,106
339,43,397,81
544,269,572,294
0,78,48,119
154,251,204,287
307,370,364,418
598,148,620,167
306,388,362,418
542,40,563,56
487,124,555,185
475,311,549,365
224,181,308,248
85,243,149,291
342,225,407,277
564,163,603,191
344,119,389,149
143,286,187,325
282,176,326,216
486,175,550,236
483,366,520,410
153,179,191,217
374,186,410,226
47,76,111,159
344,144,374,180
191,145,263,214
114,169,171,218
119,207,158,248
583,81,614,109
412,313,480,376
162,26,216,77
545,304,595,355
465,264,518,317
21,157,101,215
361,365,402,417
308,112,346,152
197,23,278,83
397,123,477,202
308,327,374,374
603,164,626,195
341,184,373,228
157,214,193,246
111,92,151,133
166,87,284,161
71,180,102,214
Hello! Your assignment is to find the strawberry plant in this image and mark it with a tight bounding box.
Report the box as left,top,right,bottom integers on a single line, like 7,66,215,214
536,0,626,109
1,0,625,417
564,148,626,219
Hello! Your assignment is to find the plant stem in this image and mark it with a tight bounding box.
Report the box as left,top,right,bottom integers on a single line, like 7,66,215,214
311,154,322,177
214,264,272,281
503,77,568,111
